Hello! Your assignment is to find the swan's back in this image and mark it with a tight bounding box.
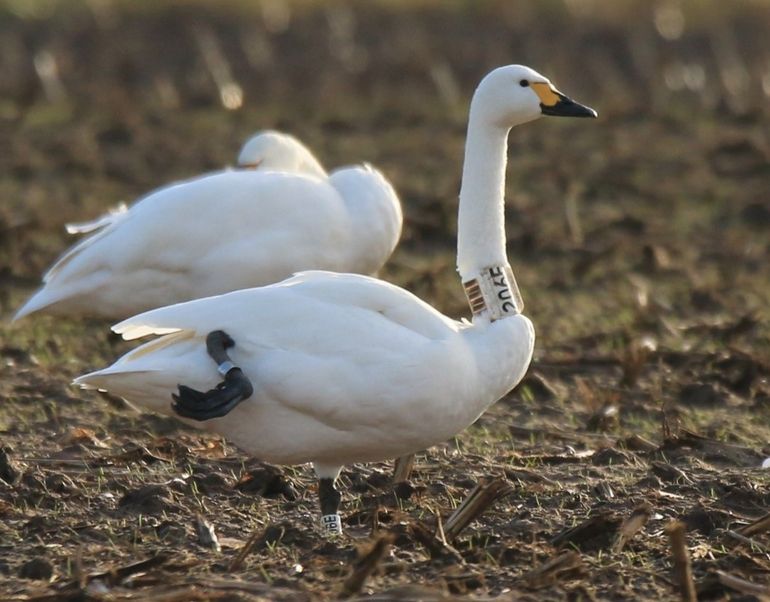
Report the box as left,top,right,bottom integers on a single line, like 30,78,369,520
328,166,402,275
15,171,357,319
114,271,459,345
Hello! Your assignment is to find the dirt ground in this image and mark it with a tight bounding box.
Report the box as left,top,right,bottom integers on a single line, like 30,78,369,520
1,1,770,600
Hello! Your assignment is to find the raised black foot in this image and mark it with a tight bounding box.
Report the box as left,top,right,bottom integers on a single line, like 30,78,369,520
171,330,254,422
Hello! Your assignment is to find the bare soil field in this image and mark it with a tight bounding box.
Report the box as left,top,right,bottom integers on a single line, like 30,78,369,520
1,1,770,599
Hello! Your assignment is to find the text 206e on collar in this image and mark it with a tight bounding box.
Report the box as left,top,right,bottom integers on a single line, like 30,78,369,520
463,265,524,321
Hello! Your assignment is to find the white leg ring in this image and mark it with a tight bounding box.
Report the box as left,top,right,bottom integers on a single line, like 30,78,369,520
322,513,342,535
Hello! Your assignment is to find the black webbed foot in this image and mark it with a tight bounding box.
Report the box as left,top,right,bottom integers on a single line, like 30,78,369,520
171,330,254,422
172,367,253,420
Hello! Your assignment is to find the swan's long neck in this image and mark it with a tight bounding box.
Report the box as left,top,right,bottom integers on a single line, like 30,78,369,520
457,107,510,280
457,103,523,321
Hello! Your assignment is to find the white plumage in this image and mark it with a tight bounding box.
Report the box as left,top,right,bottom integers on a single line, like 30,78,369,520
77,271,534,467
75,65,596,531
15,131,402,319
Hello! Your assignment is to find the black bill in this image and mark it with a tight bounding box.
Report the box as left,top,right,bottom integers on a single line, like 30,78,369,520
541,91,597,118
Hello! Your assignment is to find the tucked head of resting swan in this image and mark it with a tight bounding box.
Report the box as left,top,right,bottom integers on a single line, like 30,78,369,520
236,130,328,179
75,64,596,536
13,128,401,320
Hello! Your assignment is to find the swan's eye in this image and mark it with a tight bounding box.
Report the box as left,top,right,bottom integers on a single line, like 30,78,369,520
519,79,530,87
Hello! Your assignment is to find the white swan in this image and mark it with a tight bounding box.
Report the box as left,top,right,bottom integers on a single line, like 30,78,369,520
75,65,596,535
14,130,401,320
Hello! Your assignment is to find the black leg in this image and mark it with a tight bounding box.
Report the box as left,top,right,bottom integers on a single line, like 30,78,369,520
171,330,254,421
205,330,236,366
319,477,342,535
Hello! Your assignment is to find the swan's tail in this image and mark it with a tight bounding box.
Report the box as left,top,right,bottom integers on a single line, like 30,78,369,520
73,367,180,418
74,368,156,391
72,329,215,416
13,287,62,321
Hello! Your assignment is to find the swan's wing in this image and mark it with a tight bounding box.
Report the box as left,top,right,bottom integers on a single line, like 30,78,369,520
49,165,233,284
282,271,456,338
20,173,216,314
113,271,459,343
17,171,348,318
76,272,469,442
53,171,339,281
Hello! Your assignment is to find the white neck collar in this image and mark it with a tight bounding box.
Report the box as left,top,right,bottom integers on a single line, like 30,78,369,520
463,263,524,321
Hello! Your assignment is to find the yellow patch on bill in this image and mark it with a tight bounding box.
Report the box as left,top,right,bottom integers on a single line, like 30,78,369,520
531,82,561,107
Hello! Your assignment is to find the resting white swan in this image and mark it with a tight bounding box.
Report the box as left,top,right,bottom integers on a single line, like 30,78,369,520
14,130,401,320
75,65,596,535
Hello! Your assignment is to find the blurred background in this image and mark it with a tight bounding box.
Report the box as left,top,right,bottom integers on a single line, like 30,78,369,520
2,1,770,346
2,0,769,405
2,0,770,325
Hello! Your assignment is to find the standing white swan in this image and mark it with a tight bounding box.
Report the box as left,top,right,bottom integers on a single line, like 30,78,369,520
75,65,596,535
14,130,401,320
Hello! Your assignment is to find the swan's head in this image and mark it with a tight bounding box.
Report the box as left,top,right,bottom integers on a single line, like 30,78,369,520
237,130,327,178
472,65,597,127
